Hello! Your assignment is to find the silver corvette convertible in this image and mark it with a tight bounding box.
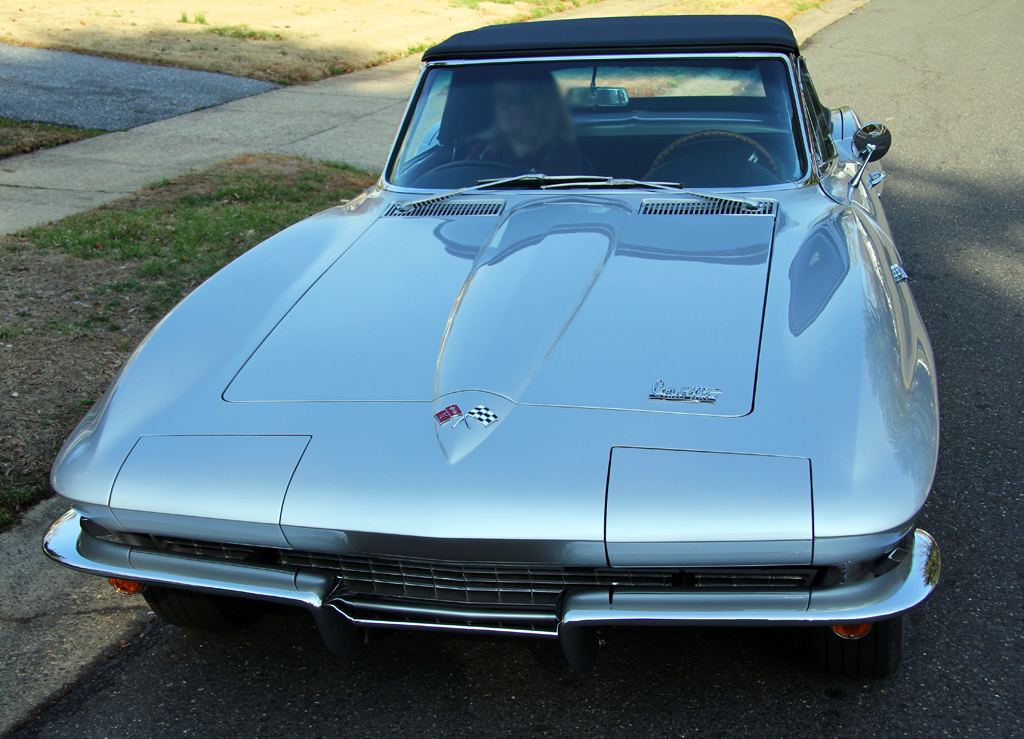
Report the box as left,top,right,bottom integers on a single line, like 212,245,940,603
44,15,940,678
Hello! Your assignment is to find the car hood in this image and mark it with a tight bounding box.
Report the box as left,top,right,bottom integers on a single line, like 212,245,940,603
225,196,777,420
52,188,940,548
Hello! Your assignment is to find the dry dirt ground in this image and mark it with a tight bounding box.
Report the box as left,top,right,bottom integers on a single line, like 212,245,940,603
2,0,822,84
1,0,590,84
0,154,375,528
0,250,132,526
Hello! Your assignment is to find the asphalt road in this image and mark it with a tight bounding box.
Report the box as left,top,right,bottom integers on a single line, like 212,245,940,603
10,0,1024,736
0,43,276,131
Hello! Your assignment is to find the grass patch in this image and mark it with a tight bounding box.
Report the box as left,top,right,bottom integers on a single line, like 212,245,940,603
647,0,824,20
22,158,368,313
0,325,29,340
450,0,518,7
0,154,376,530
209,24,284,41
450,0,573,8
0,485,44,528
0,118,103,160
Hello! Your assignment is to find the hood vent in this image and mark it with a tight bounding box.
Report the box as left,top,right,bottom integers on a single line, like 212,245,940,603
640,198,776,216
384,199,505,218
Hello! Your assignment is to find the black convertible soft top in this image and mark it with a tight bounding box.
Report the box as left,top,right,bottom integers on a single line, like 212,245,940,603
421,15,799,62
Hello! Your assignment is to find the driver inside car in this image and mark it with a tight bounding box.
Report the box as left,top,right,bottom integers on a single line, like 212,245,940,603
466,70,584,175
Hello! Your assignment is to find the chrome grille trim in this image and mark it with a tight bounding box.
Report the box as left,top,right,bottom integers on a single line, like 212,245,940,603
640,198,777,216
327,600,561,637
383,199,505,218
280,552,674,608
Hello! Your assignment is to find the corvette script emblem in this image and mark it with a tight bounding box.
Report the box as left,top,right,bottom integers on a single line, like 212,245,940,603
649,379,722,404
434,404,499,428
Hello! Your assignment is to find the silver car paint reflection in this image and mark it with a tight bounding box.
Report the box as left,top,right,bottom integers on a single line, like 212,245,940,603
605,448,813,566
436,200,627,406
110,435,310,548
225,196,776,420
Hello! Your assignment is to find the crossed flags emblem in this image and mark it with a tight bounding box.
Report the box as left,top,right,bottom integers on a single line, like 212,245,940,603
433,404,499,429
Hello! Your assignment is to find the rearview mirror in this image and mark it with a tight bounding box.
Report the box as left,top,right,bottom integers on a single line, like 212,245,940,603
566,86,629,107
853,122,892,161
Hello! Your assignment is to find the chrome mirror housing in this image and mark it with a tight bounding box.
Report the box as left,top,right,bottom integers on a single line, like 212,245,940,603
850,123,892,189
853,122,892,162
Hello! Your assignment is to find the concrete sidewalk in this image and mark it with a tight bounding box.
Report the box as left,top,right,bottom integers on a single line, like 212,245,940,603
0,0,866,236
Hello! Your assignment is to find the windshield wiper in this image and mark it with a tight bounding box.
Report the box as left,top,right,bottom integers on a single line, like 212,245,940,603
540,178,763,210
397,174,600,212
540,177,682,191
398,174,762,213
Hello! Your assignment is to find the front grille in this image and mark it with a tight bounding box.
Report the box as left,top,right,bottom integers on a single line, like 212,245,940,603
691,569,814,589
154,536,254,561
279,553,673,608
640,198,777,216
123,532,818,609
383,199,505,218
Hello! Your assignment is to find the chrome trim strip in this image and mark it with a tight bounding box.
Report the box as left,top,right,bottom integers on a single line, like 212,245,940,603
380,62,431,188
789,56,818,181
424,51,794,67
333,595,559,626
324,603,559,638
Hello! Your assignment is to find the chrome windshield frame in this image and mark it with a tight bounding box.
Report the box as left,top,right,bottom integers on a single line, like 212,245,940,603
380,51,817,195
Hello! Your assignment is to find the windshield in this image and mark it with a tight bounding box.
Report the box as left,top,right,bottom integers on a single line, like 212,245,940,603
388,57,806,190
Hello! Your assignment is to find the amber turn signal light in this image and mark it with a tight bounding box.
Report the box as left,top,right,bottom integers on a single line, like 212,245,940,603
832,622,873,640
109,578,143,596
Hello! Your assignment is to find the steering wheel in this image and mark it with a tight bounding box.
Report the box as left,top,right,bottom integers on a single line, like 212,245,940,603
411,159,527,189
649,130,779,176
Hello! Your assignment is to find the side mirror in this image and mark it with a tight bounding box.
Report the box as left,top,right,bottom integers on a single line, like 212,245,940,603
853,122,892,162
850,122,892,190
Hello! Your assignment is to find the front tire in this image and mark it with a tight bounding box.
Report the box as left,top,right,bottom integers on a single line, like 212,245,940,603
808,616,904,678
143,585,262,632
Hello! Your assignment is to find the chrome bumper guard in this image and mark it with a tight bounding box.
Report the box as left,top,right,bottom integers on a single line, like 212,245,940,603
44,510,940,638
43,510,334,609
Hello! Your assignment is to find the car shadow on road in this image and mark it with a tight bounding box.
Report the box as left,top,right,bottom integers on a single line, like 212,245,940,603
12,602,927,739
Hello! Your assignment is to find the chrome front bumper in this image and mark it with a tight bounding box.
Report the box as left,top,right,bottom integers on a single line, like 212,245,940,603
44,509,940,637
